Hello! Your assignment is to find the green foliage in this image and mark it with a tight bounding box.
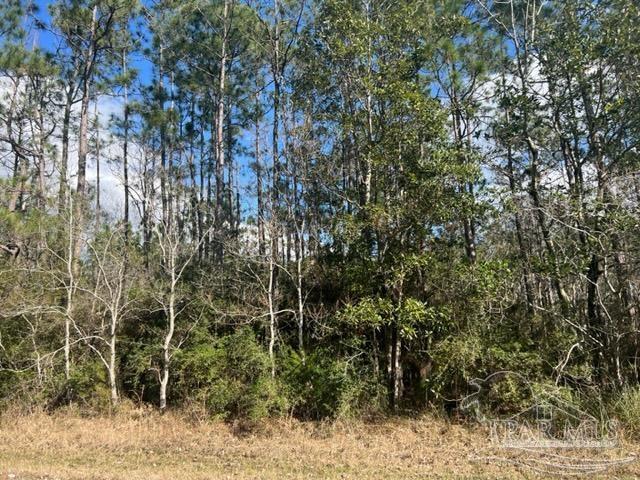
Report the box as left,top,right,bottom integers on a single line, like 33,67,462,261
0,0,24,43
429,334,482,396
281,348,385,419
174,328,286,420
337,297,392,329
65,361,112,412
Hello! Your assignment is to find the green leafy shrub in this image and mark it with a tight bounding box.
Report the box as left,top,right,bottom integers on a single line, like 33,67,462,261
174,328,287,419
63,361,112,412
281,348,385,419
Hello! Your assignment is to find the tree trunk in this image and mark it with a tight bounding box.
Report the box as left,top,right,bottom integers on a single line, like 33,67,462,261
8,144,26,213
268,252,277,377
296,219,305,360
7,77,24,212
64,203,76,382
392,328,402,409
73,5,98,267
158,47,169,230
122,51,130,241
255,94,265,256
506,141,534,311
187,102,200,244
449,64,477,264
109,321,118,406
226,106,236,236
266,0,282,375
36,107,46,210
526,136,570,311
58,87,73,212
198,127,206,260
160,285,175,410
94,102,101,231
214,0,230,261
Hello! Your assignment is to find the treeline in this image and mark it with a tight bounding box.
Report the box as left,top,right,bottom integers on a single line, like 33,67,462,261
1,0,640,420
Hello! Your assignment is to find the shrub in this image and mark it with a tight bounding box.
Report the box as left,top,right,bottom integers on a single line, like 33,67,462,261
281,348,385,419
174,328,287,419
52,361,112,413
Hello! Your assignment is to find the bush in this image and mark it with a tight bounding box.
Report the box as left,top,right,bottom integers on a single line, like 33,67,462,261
45,361,113,413
174,328,287,419
281,348,385,419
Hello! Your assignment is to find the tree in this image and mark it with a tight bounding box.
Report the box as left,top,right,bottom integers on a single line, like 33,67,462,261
51,0,136,263
80,226,138,406
154,221,210,410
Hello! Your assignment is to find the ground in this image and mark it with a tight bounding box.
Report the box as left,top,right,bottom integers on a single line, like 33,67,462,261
0,410,638,479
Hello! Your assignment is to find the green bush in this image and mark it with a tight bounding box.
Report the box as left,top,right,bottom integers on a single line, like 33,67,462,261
281,348,385,419
174,328,287,419
63,361,112,412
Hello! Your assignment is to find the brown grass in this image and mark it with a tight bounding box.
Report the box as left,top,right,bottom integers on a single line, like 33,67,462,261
0,409,638,479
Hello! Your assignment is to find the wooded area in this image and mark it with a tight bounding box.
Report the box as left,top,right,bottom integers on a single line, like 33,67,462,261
1,0,640,421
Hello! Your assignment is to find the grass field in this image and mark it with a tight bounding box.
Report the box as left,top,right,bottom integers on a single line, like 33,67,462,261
0,410,638,479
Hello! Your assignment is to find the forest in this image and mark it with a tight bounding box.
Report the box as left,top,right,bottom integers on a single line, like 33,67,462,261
0,0,640,428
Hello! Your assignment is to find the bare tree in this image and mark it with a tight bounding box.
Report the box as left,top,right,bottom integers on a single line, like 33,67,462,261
154,223,211,410
76,227,136,407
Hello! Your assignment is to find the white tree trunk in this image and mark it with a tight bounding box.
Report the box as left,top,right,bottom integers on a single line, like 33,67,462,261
268,256,277,377
109,319,118,406
160,283,176,410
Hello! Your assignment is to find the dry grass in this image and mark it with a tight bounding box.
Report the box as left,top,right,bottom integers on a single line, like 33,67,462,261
0,409,638,479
